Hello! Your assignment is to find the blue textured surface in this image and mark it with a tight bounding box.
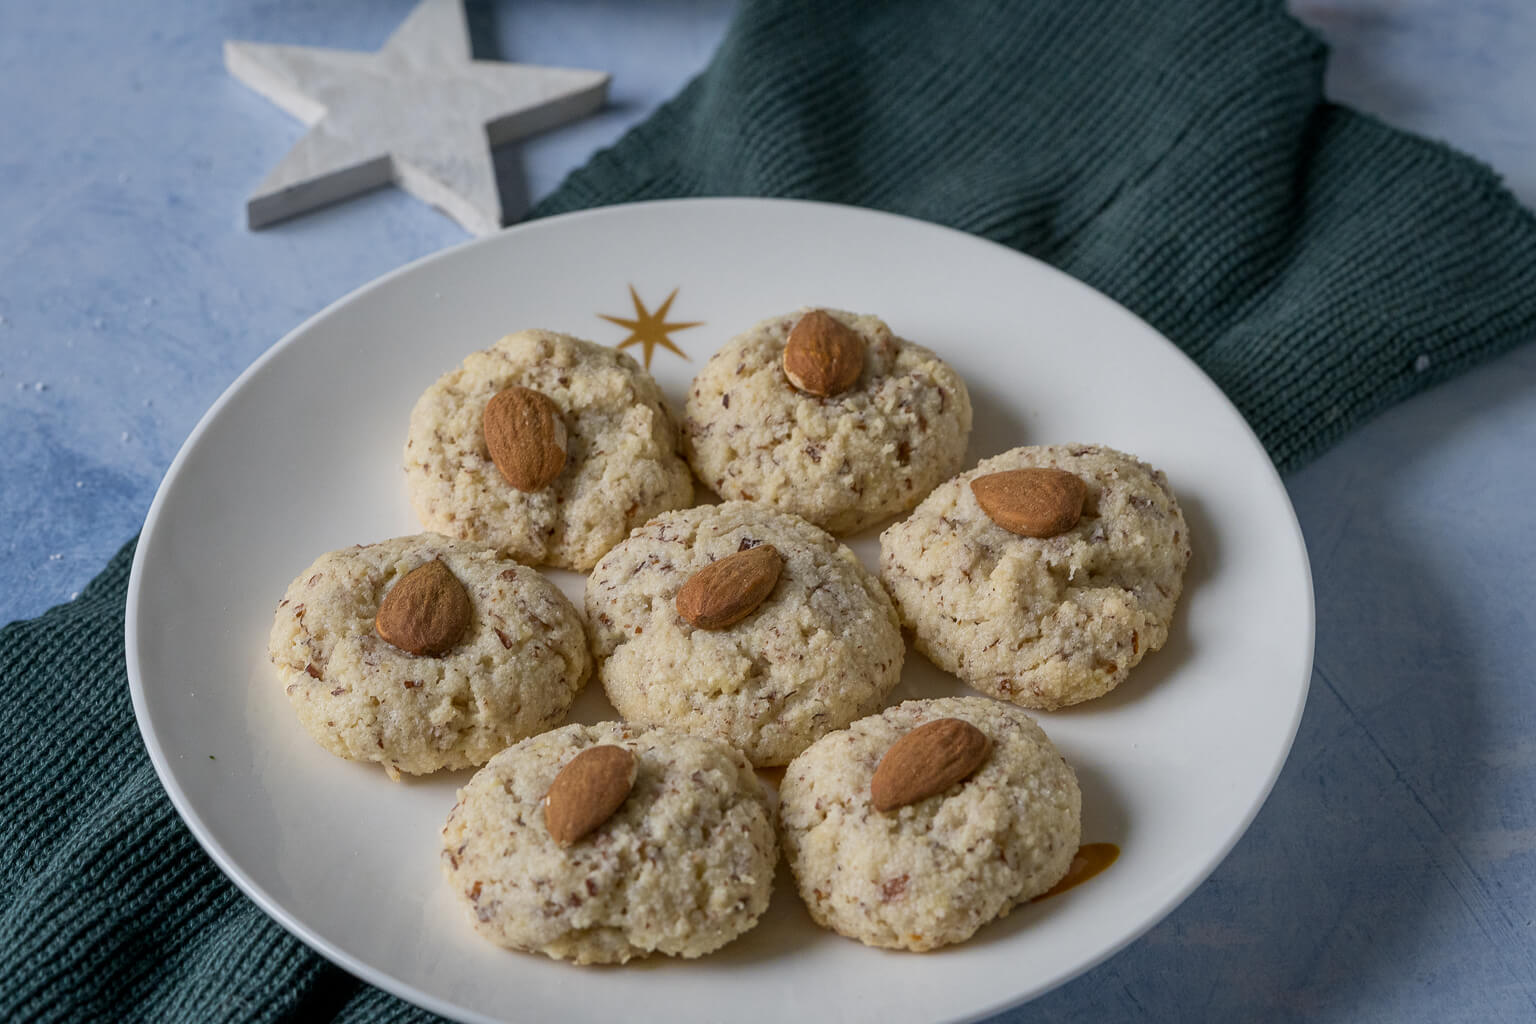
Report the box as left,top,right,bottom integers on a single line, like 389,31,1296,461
3,1,1535,1021
0,0,731,621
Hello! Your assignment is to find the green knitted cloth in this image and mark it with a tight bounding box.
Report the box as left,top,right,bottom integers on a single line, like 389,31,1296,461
4,0,1535,1020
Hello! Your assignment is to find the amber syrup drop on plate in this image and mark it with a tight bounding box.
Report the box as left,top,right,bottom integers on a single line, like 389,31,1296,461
1034,843,1120,902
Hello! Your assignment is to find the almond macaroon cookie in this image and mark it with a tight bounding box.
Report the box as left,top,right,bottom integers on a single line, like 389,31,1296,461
585,501,905,766
880,444,1191,710
682,309,972,534
778,696,1081,951
404,329,694,571
441,721,778,964
267,533,590,779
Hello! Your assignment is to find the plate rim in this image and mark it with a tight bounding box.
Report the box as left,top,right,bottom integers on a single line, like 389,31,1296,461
125,195,1315,1023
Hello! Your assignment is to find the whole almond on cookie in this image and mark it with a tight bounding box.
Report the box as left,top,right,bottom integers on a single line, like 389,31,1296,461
375,559,472,656
483,385,568,491
870,718,992,812
545,745,638,846
971,467,1087,538
676,544,783,629
783,310,865,397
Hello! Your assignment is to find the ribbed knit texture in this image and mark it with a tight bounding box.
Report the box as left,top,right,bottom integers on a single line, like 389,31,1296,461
4,1,1535,1020
536,1,1536,470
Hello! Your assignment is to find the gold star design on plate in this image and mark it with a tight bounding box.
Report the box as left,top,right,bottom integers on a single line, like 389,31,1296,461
598,286,703,369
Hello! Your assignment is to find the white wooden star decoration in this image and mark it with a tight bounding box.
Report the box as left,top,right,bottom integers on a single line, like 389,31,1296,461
225,0,609,235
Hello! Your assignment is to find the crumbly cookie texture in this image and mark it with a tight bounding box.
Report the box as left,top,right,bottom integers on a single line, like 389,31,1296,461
778,696,1081,952
441,721,778,964
683,309,972,534
880,444,1190,710
585,501,905,766
267,534,590,779
405,329,694,571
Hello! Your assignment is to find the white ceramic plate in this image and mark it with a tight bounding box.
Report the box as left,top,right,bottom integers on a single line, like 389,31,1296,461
126,198,1313,1023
